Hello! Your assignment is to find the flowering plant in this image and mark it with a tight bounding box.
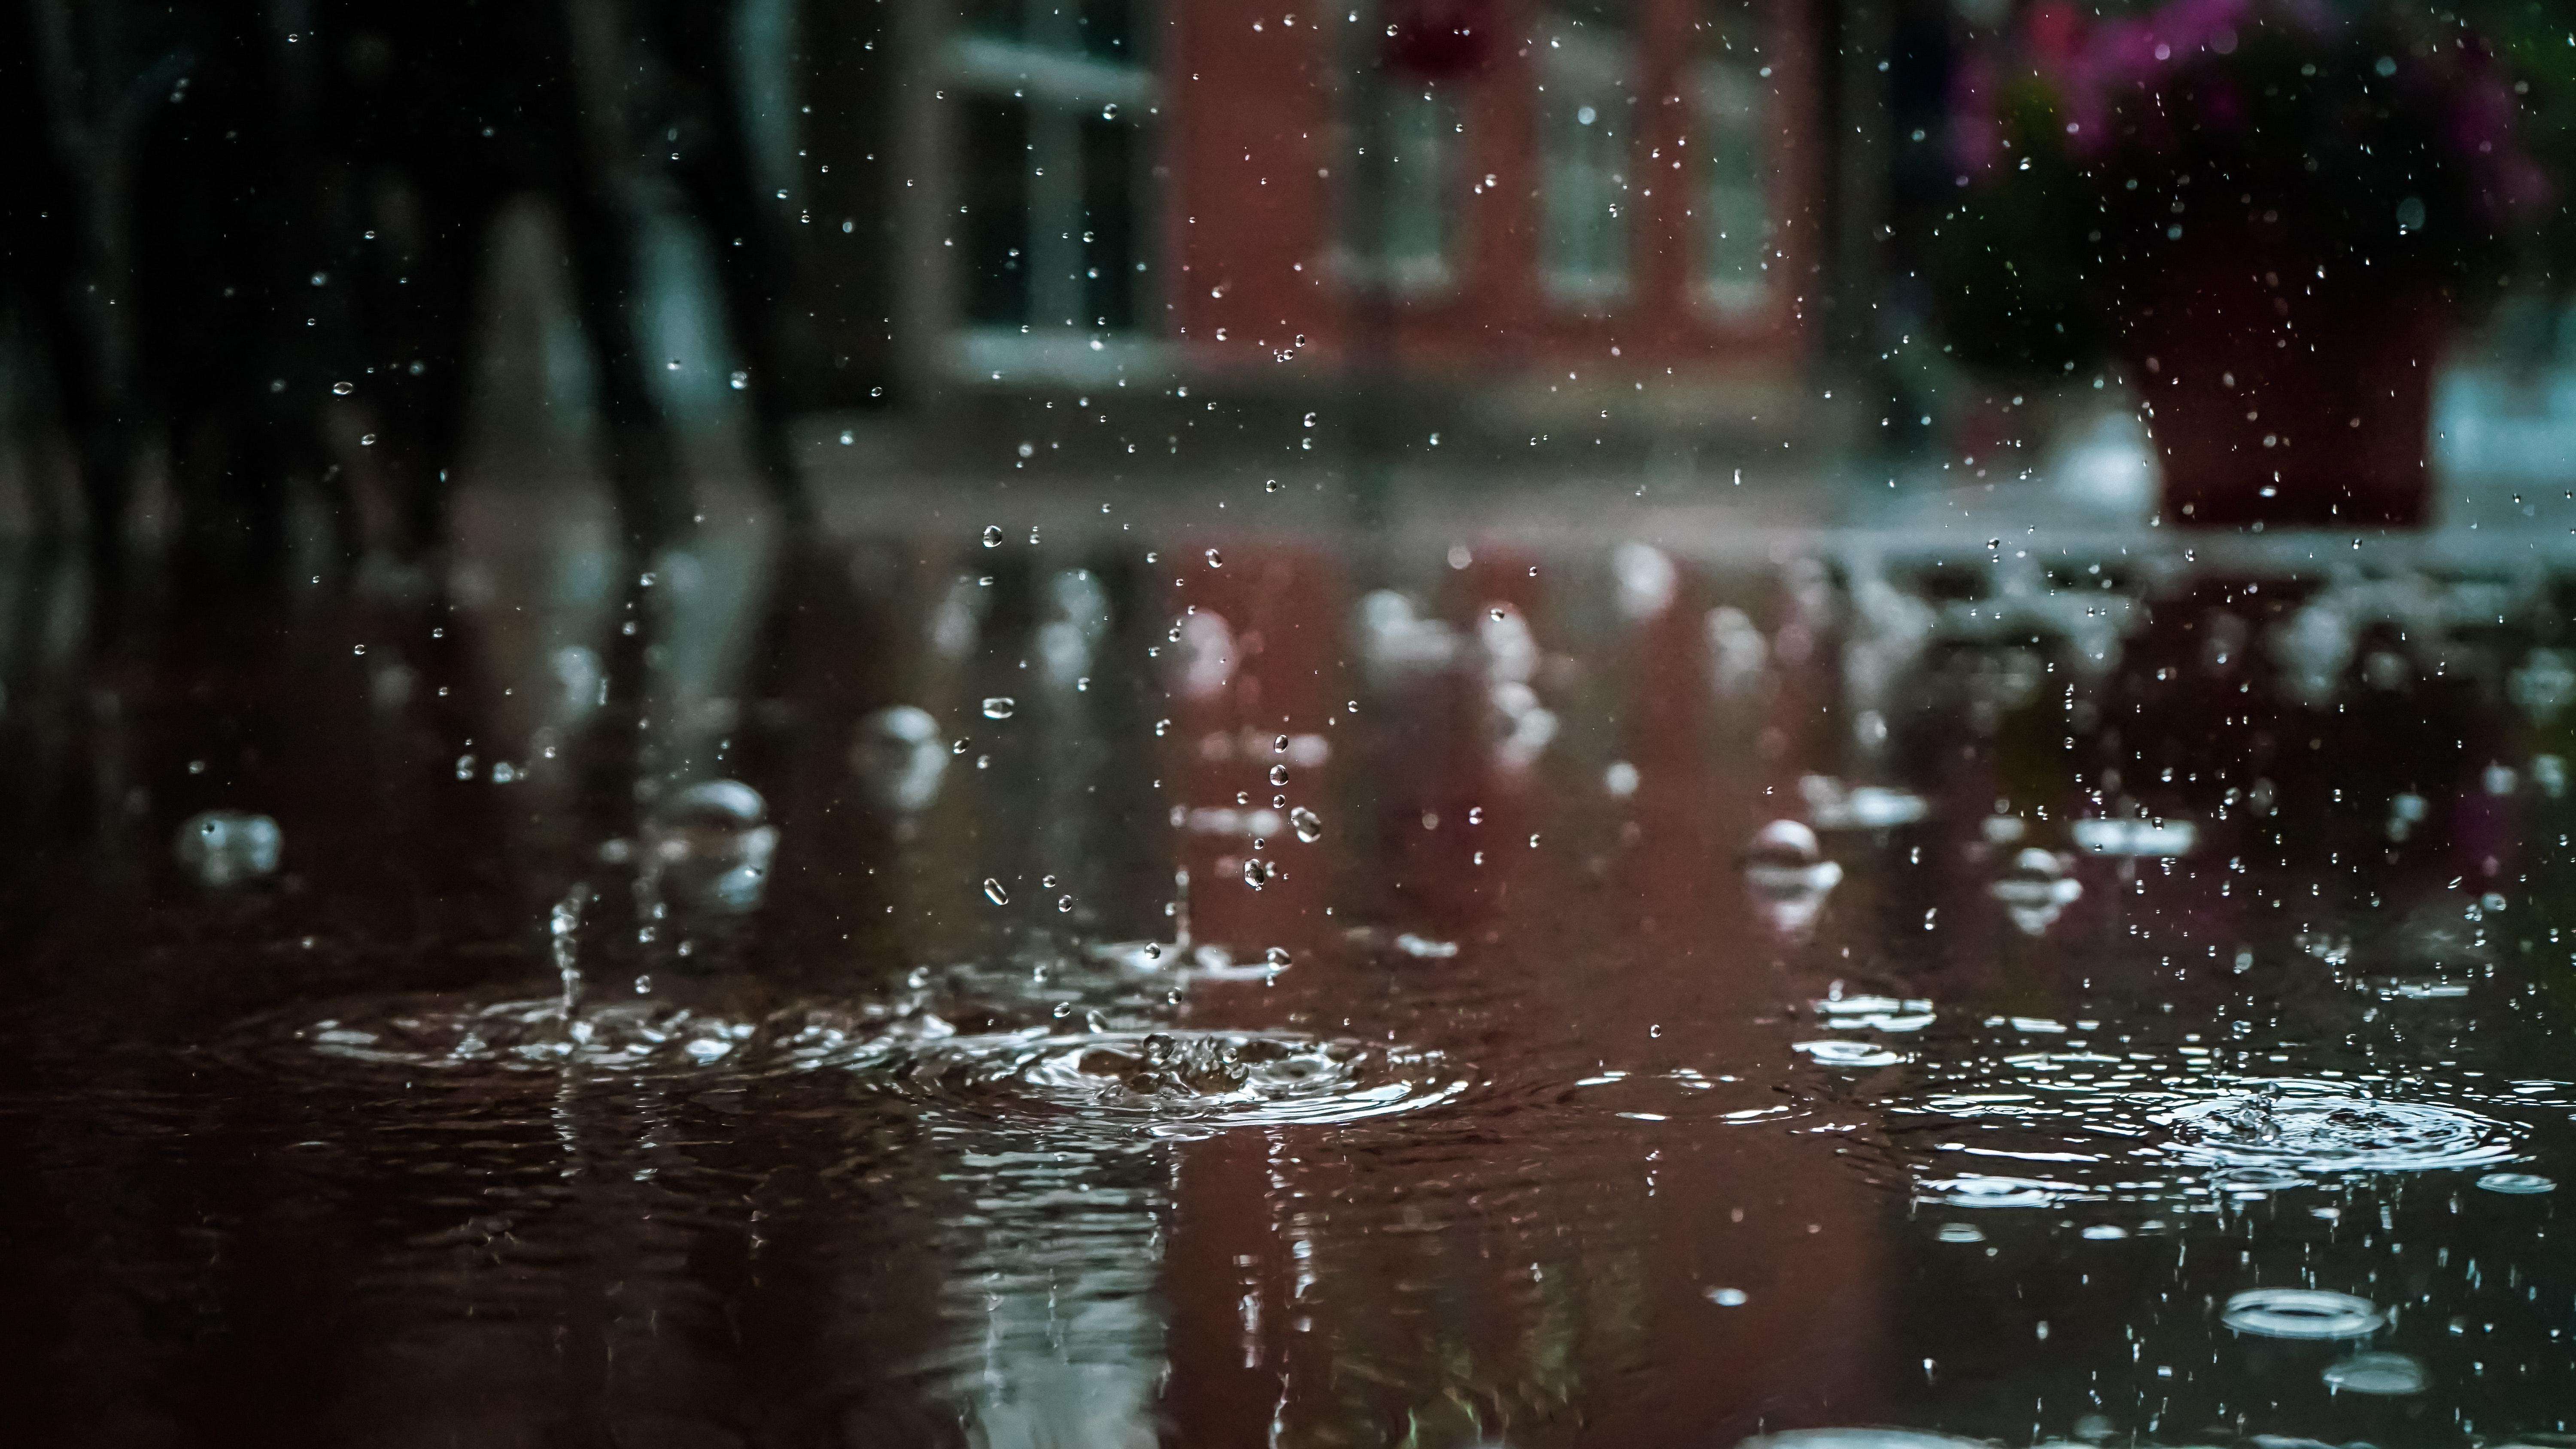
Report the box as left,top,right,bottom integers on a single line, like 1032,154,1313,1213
1935,0,2551,374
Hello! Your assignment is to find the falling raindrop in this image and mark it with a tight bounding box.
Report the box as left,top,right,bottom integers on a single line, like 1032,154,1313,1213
331,380,354,395
175,811,284,887
982,525,1004,547
1264,946,1291,967
983,878,1010,905
1242,858,1273,890
1290,806,1323,843
1057,895,1074,913
1268,764,1289,786
1205,548,1224,568
982,697,1017,719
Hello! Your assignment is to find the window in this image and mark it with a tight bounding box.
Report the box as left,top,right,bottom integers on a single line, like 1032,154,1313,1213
951,0,1155,337
1346,84,1464,292
1538,6,1634,304
1695,1,1776,315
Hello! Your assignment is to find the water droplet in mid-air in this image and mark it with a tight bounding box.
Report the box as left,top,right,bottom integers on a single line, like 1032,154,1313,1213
331,380,354,395
1706,1287,1749,1306
981,525,1004,547
1056,895,1074,913
983,878,1009,905
175,810,284,887
1290,806,1323,843
1264,946,1291,968
1204,548,1222,568
1268,763,1289,786
982,697,1016,719
1242,858,1273,890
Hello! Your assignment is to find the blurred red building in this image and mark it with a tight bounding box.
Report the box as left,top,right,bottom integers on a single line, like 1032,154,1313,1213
807,0,1838,465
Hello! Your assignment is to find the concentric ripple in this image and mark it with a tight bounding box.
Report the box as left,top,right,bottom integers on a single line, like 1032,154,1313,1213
255,992,950,1081
1878,1028,2534,1206
2220,1288,2384,1340
2156,1080,2518,1173
862,1028,1469,1129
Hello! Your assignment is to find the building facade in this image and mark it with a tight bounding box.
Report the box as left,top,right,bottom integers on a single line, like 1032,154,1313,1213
809,0,1838,470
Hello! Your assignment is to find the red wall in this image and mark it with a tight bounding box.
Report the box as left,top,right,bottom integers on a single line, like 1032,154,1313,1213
1165,0,1817,379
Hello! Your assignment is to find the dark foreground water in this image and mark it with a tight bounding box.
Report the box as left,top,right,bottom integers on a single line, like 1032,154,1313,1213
4,502,2575,1447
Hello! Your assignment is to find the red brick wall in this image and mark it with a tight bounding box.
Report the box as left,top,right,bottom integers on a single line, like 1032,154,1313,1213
1164,0,1817,380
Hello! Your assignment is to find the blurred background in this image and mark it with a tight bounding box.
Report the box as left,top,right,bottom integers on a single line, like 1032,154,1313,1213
6,0,2574,575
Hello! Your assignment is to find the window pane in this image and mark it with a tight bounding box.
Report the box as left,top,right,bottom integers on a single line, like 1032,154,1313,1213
1080,116,1141,329
961,99,1033,325
1539,14,1633,300
1698,58,1772,311
1078,0,1144,64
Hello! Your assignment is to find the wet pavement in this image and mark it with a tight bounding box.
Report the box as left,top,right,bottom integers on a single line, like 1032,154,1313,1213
4,492,2576,1447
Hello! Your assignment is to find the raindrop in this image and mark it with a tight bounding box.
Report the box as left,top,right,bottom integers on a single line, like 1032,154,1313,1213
1264,946,1291,968
1242,858,1273,890
983,878,1010,905
1705,1287,1749,1306
1290,806,1323,843
1273,734,1289,753
175,810,283,887
1056,895,1074,913
1934,1223,1986,1244
1264,478,1282,493
981,525,1004,547
982,696,1017,719
331,380,354,395
640,781,778,914
851,705,947,815
1268,763,1289,786
1205,548,1224,568
1796,1039,1908,1068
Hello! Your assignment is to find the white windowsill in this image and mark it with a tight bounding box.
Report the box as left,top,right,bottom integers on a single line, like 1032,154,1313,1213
946,36,1159,110
951,328,1176,386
